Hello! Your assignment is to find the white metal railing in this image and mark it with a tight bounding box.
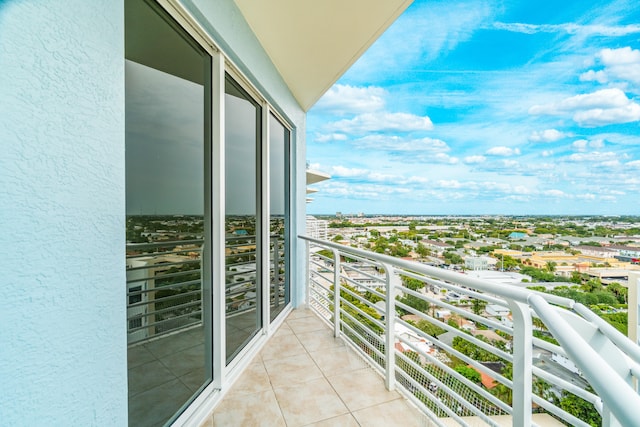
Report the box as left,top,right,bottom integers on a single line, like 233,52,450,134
301,235,640,427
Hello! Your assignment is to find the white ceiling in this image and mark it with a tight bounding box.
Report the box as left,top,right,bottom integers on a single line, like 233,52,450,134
234,0,414,111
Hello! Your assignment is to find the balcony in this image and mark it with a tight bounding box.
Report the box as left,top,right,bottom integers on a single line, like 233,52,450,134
286,236,640,426
128,236,640,426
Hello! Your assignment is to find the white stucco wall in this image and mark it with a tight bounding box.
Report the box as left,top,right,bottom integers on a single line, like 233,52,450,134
0,1,127,425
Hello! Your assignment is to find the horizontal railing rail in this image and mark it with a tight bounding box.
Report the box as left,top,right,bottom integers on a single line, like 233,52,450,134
301,235,640,427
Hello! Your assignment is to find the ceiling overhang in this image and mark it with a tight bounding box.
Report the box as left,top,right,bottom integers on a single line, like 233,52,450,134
234,0,414,111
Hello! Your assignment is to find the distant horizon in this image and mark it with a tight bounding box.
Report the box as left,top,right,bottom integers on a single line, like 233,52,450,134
306,0,640,216
307,212,640,218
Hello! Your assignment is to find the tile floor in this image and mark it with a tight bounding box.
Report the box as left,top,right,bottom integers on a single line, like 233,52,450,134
128,312,262,427
205,309,428,427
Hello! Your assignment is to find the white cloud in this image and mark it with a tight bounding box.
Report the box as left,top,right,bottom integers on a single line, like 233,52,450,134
433,153,460,164
314,84,386,114
572,139,588,151
315,133,348,143
572,138,605,151
330,166,368,177
567,151,620,162
327,112,434,134
626,160,640,168
464,155,486,164
581,47,640,86
529,129,566,143
541,150,554,157
354,135,448,152
529,88,640,126
576,193,597,200
437,180,464,189
485,146,521,156
599,160,621,168
493,22,640,37
501,159,521,168
543,189,567,198
579,70,608,84
590,138,605,149
573,103,640,126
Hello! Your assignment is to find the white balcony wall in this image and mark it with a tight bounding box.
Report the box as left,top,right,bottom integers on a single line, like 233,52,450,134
0,0,307,425
0,1,127,425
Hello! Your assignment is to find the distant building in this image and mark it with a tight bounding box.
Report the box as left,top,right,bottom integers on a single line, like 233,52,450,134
464,256,491,270
485,304,510,317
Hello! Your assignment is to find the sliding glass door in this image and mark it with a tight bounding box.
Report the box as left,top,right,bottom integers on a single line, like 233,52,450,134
125,1,294,423
125,0,211,425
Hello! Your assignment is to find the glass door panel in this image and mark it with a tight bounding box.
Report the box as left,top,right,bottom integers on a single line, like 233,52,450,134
269,114,290,321
224,76,262,363
125,0,212,425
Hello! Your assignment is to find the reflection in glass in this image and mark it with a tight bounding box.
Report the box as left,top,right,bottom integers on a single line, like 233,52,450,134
225,76,262,363
269,114,290,321
125,0,211,425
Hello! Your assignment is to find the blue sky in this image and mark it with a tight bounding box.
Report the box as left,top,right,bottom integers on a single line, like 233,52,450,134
306,0,640,215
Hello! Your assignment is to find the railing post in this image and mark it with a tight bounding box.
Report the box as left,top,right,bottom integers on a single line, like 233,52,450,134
332,248,341,338
305,240,310,307
383,263,396,391
509,300,532,427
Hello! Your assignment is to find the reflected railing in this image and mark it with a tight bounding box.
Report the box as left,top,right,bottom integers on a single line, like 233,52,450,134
301,235,640,427
126,234,286,344
126,240,204,344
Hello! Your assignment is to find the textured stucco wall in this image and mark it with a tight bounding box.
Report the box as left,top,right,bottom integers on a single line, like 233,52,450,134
184,0,309,307
0,1,127,425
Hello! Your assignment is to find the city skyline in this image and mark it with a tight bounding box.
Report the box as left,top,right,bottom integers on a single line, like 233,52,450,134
306,0,640,215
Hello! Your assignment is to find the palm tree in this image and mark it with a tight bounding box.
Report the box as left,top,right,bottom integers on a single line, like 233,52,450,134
545,261,557,273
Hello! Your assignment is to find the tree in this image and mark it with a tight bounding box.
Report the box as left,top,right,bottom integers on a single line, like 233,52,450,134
455,366,481,383
397,294,430,314
470,298,487,316
545,261,557,273
401,275,425,291
557,388,601,427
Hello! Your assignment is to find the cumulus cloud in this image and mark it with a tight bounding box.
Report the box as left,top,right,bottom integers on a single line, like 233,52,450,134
529,129,566,143
314,84,386,114
464,155,486,164
485,146,521,156
580,47,640,85
529,88,640,126
541,150,554,157
326,112,434,134
627,160,640,168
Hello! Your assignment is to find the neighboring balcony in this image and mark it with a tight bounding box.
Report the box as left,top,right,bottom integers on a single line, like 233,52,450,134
296,236,640,427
